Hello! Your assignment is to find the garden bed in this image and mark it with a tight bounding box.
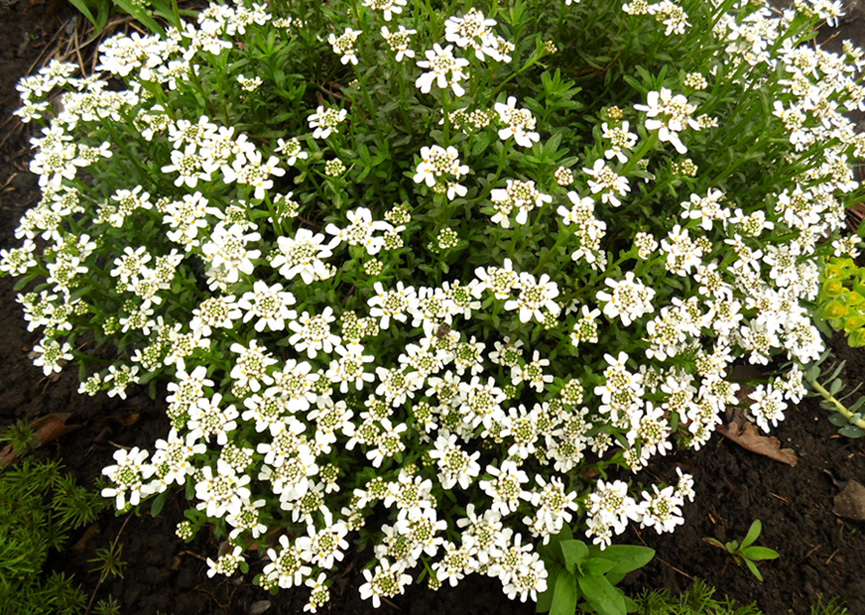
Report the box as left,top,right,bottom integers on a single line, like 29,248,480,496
1,1,865,614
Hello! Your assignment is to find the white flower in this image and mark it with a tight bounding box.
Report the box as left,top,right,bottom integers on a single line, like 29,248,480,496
413,145,469,199
328,27,362,65
307,106,348,139
586,479,642,539
638,484,684,534
503,272,561,324
415,44,470,97
101,447,154,510
380,25,416,61
748,384,787,433
595,271,656,326
634,88,699,154
494,96,540,147
583,159,630,207
288,308,340,358
271,229,333,283
363,0,406,21
187,393,239,445
275,137,309,165
479,460,530,516
429,431,481,489
237,280,297,332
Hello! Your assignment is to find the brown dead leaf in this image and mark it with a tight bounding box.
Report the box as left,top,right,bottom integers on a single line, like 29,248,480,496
0,413,81,467
89,413,141,427
71,523,101,552
717,410,798,467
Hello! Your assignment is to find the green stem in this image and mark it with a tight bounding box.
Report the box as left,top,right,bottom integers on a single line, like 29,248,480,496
808,378,865,429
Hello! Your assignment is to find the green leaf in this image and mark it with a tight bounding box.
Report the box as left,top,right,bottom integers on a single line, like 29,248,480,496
838,425,865,438
550,569,578,615
112,0,165,35
741,520,762,549
600,545,655,575
67,0,98,27
829,413,850,427
583,557,616,576
150,491,167,517
742,546,779,561
578,574,628,615
744,558,764,582
560,539,589,574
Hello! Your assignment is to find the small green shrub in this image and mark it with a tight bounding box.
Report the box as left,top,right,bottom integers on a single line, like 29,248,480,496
0,455,104,615
816,256,865,347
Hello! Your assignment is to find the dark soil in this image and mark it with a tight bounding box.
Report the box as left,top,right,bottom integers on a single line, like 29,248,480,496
1,2,864,615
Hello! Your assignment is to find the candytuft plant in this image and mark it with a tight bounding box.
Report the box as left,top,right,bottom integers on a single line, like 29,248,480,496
3,0,864,610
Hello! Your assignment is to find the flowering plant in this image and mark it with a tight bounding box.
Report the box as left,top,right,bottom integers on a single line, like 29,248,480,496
3,0,863,609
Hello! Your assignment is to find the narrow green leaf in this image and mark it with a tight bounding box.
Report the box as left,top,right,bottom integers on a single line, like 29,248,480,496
744,558,764,582
150,491,167,517
741,520,762,549
68,0,98,26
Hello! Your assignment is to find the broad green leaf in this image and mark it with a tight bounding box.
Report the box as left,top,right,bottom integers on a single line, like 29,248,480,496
839,425,865,438
560,539,589,574
741,520,762,549
550,569,578,615
600,545,655,575
578,574,627,615
582,557,616,576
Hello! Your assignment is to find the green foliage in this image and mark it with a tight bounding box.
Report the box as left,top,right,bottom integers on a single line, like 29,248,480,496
810,596,850,615
632,579,762,614
702,521,778,583
89,543,127,580
67,0,190,36
804,353,865,439
0,453,104,615
816,257,865,348
93,595,123,615
633,581,851,615
0,419,38,456
537,525,654,615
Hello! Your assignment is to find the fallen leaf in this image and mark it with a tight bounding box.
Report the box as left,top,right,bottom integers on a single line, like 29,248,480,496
833,480,865,521
71,523,101,552
0,413,81,467
717,409,798,467
249,601,272,615
89,413,141,427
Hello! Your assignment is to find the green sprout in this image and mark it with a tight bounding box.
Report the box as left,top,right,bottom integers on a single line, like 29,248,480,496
703,520,779,582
